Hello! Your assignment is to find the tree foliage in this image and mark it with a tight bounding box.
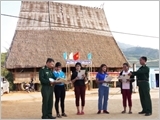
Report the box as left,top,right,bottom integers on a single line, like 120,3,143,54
1,52,15,90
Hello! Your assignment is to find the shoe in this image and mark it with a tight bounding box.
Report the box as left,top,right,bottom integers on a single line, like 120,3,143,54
128,111,132,114
77,112,81,115
97,110,101,114
138,111,146,114
42,116,49,119
121,111,126,114
62,113,67,117
103,110,109,114
48,116,56,119
145,113,152,116
81,111,84,115
57,114,61,118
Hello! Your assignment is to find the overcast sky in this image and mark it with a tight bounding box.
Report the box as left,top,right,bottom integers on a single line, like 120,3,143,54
1,1,159,52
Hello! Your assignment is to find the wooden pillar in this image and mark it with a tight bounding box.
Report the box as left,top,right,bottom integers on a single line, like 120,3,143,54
33,68,36,82
66,65,71,91
113,81,116,88
66,65,69,91
132,63,137,93
90,66,94,90
14,69,18,91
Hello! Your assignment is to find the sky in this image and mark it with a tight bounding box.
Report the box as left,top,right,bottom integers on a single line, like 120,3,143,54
1,1,159,52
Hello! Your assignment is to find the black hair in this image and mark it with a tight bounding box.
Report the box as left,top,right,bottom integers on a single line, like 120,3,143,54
99,64,107,73
75,62,82,67
46,58,54,63
141,56,147,62
55,62,62,67
123,63,129,67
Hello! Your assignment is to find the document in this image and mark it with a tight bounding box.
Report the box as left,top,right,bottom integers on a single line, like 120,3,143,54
118,75,130,82
55,78,71,84
77,70,86,79
49,78,55,82
104,76,114,82
102,76,113,87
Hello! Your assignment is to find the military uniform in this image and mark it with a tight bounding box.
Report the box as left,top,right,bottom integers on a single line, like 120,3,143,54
39,66,56,119
132,65,152,115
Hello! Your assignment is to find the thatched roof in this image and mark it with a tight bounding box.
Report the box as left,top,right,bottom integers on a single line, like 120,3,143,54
5,1,128,69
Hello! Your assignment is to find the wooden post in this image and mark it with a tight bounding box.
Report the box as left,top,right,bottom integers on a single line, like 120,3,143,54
91,62,93,90
33,68,37,91
132,63,137,93
113,81,116,88
33,68,36,82
14,69,18,91
66,64,68,91
90,62,93,90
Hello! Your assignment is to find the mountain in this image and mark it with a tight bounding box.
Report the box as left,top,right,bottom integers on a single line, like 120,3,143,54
123,47,159,60
117,41,159,67
117,41,135,50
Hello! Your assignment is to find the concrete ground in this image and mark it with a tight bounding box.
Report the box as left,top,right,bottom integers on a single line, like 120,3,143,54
1,88,159,119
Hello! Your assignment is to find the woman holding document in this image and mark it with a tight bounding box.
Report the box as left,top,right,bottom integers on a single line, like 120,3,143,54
53,62,67,118
118,63,135,114
71,62,87,115
96,64,110,114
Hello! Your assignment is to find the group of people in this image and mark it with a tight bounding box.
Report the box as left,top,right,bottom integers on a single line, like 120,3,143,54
39,56,152,119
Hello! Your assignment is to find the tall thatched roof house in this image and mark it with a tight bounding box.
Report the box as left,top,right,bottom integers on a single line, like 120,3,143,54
5,1,128,89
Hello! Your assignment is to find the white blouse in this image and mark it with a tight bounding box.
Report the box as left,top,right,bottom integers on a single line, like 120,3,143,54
122,70,130,89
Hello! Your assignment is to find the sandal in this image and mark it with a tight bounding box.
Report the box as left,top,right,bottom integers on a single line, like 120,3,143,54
57,114,62,118
77,112,81,115
97,110,101,114
81,111,84,115
128,111,132,114
62,113,67,117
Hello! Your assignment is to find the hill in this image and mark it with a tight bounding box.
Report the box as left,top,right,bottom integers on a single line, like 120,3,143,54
117,42,159,67
116,41,135,50
123,47,159,60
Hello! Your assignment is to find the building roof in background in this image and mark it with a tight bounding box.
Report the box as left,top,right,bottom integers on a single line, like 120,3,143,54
5,1,128,69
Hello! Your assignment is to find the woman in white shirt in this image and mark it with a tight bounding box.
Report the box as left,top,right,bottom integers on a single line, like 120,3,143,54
119,63,135,114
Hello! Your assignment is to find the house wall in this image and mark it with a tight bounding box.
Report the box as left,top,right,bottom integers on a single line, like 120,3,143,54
13,67,122,90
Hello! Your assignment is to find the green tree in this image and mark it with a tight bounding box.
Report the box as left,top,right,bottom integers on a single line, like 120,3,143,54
1,52,15,91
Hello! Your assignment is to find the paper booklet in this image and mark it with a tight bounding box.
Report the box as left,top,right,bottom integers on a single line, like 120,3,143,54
102,76,113,87
118,75,130,82
104,76,114,82
49,78,71,84
55,78,71,84
77,70,86,79
49,78,55,82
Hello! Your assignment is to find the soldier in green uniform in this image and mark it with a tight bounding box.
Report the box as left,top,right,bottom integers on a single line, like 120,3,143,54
128,56,152,116
39,58,59,119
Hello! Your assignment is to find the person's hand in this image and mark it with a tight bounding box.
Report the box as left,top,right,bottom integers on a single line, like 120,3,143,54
104,81,110,83
56,82,62,84
56,78,61,80
50,81,55,86
126,79,130,82
75,77,79,81
119,79,122,82
82,74,86,79
128,72,132,76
